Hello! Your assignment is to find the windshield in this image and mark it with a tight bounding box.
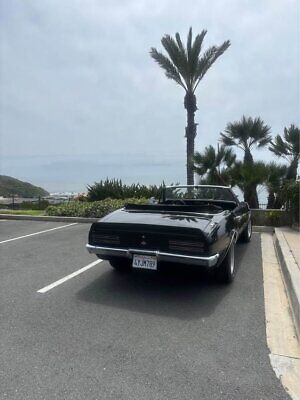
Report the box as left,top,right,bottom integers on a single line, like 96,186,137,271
164,186,235,202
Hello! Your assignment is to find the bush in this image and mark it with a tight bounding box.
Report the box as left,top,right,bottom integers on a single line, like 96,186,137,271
45,198,147,218
87,179,163,201
251,209,291,226
279,180,300,222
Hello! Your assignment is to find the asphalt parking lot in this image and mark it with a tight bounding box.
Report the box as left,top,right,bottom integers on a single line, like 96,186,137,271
0,220,290,400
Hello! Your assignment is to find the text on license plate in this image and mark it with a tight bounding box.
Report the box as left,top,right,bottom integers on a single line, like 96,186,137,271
132,254,157,270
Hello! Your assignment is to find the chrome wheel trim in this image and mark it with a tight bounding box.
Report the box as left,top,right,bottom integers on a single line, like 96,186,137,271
248,219,252,238
230,245,235,275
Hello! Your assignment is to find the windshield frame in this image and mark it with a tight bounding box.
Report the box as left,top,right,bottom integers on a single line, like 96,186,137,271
161,185,238,203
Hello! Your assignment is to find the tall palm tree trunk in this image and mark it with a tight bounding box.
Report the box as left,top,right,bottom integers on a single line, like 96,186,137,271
244,148,254,164
184,91,197,185
286,157,298,180
244,147,259,208
267,190,275,209
244,187,259,209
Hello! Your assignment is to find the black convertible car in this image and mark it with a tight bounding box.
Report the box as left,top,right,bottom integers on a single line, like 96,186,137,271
86,185,252,283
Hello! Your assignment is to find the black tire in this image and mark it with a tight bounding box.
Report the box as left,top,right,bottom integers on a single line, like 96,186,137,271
239,219,252,243
109,258,131,272
216,242,236,284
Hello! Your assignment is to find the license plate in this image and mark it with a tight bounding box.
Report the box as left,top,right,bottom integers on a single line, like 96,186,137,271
132,254,157,270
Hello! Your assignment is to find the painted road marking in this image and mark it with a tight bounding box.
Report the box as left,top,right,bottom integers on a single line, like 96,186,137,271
37,259,103,293
0,223,78,245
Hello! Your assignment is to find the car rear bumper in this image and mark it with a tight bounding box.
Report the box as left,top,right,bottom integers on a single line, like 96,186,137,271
86,244,219,267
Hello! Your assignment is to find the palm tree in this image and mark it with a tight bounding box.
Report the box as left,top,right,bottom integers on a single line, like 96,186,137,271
220,116,271,208
229,161,268,208
150,28,230,185
264,162,287,208
269,124,300,180
193,145,236,185
220,116,272,164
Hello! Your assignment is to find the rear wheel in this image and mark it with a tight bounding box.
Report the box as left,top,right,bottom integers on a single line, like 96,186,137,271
240,219,252,243
216,242,236,284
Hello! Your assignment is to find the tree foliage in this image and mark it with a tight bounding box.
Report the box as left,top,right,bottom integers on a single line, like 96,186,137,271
228,161,268,208
150,28,230,93
269,124,300,180
193,145,236,185
220,116,271,164
150,27,230,185
264,162,288,208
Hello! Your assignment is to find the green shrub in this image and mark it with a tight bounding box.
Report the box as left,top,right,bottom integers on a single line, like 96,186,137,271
278,180,299,222
251,209,291,226
45,198,147,218
267,211,282,226
87,179,164,201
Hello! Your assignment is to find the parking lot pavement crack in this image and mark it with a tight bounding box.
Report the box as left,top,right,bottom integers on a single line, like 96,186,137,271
272,353,300,361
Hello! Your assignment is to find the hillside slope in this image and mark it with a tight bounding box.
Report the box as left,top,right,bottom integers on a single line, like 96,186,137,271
0,175,49,198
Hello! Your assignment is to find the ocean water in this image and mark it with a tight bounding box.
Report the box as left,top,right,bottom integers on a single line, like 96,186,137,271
0,154,185,193
1,154,268,203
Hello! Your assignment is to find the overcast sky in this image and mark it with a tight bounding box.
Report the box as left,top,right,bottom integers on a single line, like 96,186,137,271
0,0,299,191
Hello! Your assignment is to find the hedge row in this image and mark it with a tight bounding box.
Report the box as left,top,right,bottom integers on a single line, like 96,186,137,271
45,198,147,218
87,179,163,201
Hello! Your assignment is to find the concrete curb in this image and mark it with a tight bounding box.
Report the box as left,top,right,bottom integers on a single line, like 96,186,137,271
1,214,277,232
274,228,300,340
0,214,99,223
252,226,274,233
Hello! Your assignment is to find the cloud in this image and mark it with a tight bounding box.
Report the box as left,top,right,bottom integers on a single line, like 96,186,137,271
0,0,299,189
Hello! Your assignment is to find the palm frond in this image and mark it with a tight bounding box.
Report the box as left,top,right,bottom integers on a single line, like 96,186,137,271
194,145,236,185
220,132,238,148
265,162,288,191
150,48,187,89
257,136,272,148
193,40,230,91
229,161,268,189
223,147,236,166
188,30,207,84
222,116,271,155
150,28,230,94
269,135,289,157
284,125,300,155
175,32,186,57
161,35,190,88
186,27,193,58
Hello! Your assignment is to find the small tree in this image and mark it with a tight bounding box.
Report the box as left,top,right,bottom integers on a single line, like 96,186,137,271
269,124,300,180
150,28,230,185
193,145,236,185
229,161,268,208
264,162,287,209
220,116,271,207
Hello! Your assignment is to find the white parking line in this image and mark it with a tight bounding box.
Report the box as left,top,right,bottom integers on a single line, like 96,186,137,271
0,223,78,244
37,259,103,293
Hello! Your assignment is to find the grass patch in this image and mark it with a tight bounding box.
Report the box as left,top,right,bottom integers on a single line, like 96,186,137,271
0,209,46,216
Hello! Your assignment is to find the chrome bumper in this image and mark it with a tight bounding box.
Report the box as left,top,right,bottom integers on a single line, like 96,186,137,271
86,244,219,267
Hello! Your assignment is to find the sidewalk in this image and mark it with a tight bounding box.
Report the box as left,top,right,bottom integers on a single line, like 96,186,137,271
275,227,300,340
279,228,300,267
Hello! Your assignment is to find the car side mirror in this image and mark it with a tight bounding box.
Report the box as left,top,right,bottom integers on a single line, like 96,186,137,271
239,201,249,211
